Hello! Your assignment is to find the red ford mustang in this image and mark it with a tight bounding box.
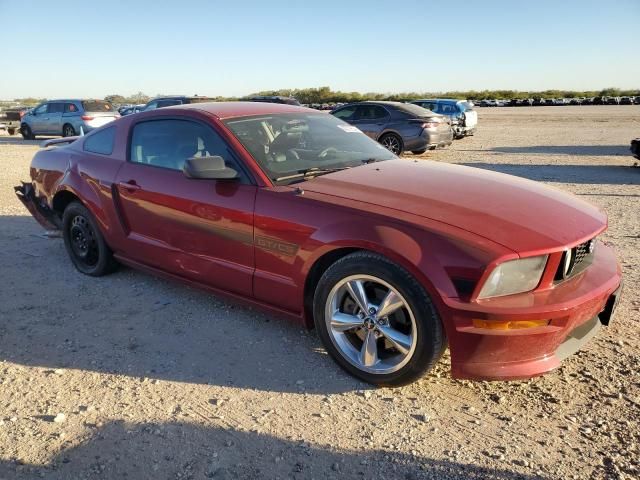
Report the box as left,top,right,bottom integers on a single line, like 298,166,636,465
15,102,622,386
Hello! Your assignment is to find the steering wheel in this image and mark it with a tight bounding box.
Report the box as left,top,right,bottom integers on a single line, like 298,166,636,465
318,147,338,158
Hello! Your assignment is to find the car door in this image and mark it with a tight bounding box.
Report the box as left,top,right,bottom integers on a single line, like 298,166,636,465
351,105,389,139
330,105,357,124
44,102,64,134
30,103,49,133
113,117,257,296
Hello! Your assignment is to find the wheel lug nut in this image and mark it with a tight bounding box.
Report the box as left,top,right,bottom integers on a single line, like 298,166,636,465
369,308,376,314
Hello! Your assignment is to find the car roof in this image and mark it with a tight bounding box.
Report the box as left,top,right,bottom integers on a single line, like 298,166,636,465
166,101,319,119
413,99,465,104
44,99,104,102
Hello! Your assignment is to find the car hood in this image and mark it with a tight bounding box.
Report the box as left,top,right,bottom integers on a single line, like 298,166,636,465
300,160,606,253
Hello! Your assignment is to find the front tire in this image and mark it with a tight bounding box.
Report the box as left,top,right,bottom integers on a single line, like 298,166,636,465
21,124,34,140
411,149,427,155
379,133,404,156
62,202,118,276
313,251,445,386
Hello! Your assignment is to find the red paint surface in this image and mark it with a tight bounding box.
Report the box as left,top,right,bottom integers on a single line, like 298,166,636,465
23,103,622,380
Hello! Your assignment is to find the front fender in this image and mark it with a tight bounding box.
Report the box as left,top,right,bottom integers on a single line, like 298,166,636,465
301,219,460,305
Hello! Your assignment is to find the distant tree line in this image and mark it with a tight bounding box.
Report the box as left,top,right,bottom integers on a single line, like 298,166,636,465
4,87,638,108
243,86,640,103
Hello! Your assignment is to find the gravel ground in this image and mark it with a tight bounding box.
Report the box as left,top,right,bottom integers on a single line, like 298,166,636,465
0,106,638,480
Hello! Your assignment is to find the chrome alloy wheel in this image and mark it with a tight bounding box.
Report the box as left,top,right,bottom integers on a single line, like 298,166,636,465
324,274,417,374
380,135,401,154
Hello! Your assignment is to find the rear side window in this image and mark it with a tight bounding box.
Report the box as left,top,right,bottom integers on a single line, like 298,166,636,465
48,103,64,114
81,100,114,112
332,106,357,120
415,102,436,111
355,105,388,120
84,126,116,155
439,104,457,115
130,119,232,172
64,103,78,113
396,103,434,117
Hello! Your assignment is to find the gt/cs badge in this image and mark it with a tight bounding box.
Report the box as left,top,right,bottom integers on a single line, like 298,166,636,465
256,236,298,256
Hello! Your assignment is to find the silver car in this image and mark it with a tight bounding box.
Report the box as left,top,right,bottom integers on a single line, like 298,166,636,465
20,99,119,140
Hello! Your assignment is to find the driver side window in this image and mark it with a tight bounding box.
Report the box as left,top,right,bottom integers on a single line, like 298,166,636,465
35,104,48,115
130,119,237,173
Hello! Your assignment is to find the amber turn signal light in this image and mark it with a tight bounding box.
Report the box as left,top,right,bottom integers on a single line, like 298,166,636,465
472,319,551,330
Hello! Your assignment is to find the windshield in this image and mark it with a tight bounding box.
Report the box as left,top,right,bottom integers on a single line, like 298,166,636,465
82,100,114,112
460,101,475,111
223,113,396,184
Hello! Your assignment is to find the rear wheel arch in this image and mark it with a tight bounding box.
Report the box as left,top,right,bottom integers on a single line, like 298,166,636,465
52,190,82,217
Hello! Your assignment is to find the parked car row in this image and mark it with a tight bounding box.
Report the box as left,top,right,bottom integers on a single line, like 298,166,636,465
476,96,640,107
17,96,473,156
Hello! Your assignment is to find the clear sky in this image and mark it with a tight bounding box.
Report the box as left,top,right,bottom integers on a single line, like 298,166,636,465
0,0,638,99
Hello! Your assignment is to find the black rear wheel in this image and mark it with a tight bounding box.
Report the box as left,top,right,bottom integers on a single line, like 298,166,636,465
379,133,404,156
62,202,118,276
62,124,76,137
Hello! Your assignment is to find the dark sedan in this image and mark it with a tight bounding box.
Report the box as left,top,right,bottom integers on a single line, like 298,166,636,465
330,101,453,155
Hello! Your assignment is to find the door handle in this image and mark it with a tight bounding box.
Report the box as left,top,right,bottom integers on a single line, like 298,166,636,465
118,180,141,191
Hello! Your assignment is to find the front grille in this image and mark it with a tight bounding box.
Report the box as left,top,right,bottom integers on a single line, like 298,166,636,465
555,238,596,282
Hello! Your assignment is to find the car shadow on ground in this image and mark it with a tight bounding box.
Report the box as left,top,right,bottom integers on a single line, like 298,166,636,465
459,145,632,156
0,419,547,480
0,135,55,146
460,163,639,185
0,216,370,394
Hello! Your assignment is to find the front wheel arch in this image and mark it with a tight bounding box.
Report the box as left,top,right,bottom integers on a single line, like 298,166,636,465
303,247,361,328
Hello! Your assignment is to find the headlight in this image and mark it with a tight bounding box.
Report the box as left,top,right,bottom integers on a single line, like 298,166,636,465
478,255,548,299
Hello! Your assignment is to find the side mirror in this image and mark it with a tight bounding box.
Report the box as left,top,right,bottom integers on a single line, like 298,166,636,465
183,155,238,180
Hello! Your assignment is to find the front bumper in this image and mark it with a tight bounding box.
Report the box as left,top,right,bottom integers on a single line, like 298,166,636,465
442,242,622,380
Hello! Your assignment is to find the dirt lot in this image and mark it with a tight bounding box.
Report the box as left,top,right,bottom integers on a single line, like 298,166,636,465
0,106,638,480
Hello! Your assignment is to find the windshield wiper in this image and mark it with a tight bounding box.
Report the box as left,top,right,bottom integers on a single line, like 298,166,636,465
275,166,351,183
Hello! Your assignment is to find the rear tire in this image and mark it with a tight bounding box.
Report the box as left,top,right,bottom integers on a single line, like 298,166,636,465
21,124,34,140
379,133,404,156
62,202,118,276
313,251,445,386
62,123,76,137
